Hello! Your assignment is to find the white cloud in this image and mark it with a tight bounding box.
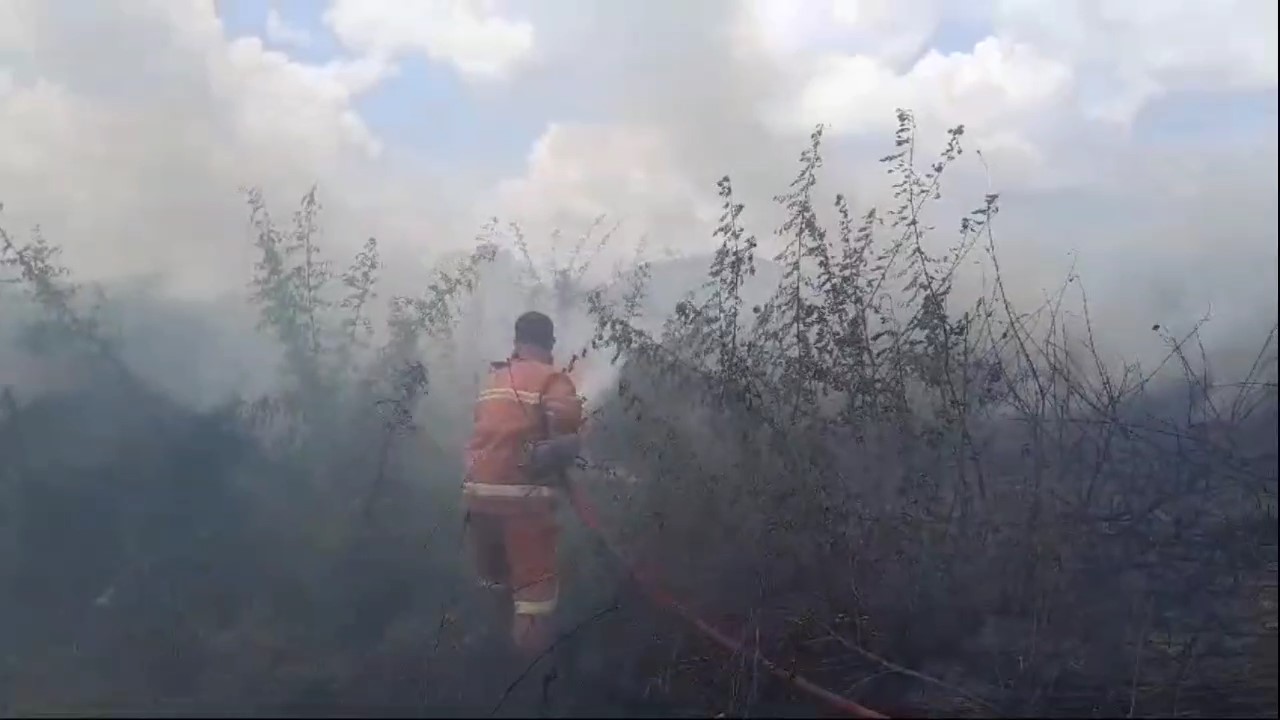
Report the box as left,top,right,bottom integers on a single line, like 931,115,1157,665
987,0,1277,129
996,1,1277,91
265,7,312,49
0,0,1274,365
754,0,1275,190
484,0,1275,365
324,0,535,81
746,0,943,67
0,0,424,297
782,37,1073,182
220,36,391,160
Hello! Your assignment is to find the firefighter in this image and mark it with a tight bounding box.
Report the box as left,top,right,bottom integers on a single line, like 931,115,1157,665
462,311,584,658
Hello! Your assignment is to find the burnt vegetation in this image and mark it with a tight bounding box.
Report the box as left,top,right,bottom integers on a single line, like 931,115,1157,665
1,111,1276,718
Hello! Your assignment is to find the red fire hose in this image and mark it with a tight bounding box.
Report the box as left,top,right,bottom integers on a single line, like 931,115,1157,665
565,481,889,719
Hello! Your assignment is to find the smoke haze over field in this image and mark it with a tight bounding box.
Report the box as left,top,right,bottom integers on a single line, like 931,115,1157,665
2,4,1278,717
1,0,1276,370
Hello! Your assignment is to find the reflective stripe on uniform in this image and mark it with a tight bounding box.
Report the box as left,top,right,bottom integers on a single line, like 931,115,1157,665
462,481,559,499
514,589,558,616
476,388,544,405
514,598,557,616
475,389,562,429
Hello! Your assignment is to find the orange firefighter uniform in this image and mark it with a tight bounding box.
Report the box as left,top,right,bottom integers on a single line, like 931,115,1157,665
463,354,584,621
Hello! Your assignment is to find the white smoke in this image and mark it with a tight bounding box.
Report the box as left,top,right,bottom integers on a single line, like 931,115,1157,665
573,355,623,414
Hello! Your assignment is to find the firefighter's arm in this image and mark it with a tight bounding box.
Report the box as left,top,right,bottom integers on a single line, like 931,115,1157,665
543,372,585,437
527,373,584,473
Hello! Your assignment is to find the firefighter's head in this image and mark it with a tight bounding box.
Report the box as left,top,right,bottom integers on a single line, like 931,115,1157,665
514,310,555,360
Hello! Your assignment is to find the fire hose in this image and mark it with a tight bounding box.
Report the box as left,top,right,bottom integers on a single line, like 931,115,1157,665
564,479,889,719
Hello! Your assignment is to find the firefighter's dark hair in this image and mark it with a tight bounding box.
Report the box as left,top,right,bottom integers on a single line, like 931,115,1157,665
514,311,555,350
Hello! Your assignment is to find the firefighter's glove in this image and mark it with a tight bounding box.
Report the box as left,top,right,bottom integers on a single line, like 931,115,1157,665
527,435,582,483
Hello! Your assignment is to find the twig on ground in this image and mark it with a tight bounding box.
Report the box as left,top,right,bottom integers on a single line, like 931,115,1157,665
489,595,623,716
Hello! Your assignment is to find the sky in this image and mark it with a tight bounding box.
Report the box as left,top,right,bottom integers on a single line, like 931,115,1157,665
1,0,1277,365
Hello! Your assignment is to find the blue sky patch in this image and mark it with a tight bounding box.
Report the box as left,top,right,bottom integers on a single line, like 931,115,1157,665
214,0,559,182
1135,89,1278,146
929,16,993,56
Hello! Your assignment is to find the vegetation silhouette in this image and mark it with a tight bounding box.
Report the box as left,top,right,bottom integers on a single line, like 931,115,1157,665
0,112,1275,717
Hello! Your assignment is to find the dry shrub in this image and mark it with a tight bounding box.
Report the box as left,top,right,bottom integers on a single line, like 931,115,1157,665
0,113,1275,717
581,113,1278,717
